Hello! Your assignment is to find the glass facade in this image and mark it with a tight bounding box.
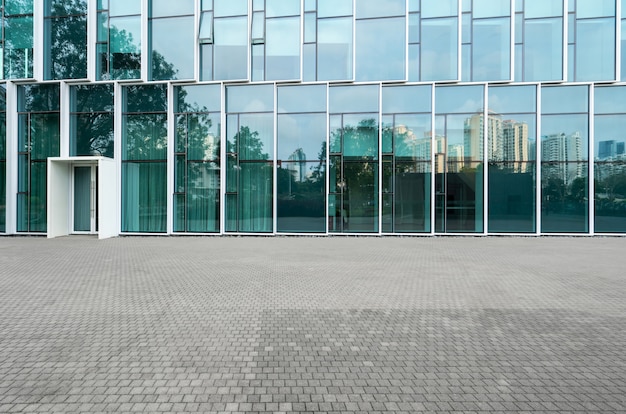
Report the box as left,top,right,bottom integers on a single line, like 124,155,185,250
0,0,626,236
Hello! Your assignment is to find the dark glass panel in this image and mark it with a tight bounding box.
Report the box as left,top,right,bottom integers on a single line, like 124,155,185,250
541,162,588,232
73,84,114,112
4,15,34,79
122,162,167,232
442,163,483,232
342,161,378,232
30,114,60,160
394,162,431,233
238,162,273,232
18,84,60,112
46,13,88,79
186,162,220,232
488,162,536,232
28,161,48,232
595,163,626,232
277,161,325,233
71,113,114,157
123,114,167,161
125,84,167,113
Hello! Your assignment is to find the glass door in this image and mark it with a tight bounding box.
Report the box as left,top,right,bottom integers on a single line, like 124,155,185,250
73,165,97,233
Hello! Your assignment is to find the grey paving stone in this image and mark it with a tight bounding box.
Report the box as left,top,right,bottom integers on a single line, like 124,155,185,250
0,236,625,413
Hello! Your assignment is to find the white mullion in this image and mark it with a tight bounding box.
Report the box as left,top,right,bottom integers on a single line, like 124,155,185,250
166,82,175,234
430,83,435,235
87,0,97,81
114,81,124,235
483,84,488,234
59,81,70,158
589,84,594,234
5,82,18,234
141,0,149,81
378,82,383,234
220,82,226,234
273,82,277,234
536,83,542,235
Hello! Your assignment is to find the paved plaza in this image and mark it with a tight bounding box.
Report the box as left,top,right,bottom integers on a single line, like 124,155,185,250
0,235,625,414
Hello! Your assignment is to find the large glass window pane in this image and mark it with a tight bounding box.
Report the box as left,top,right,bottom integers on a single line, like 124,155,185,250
71,84,115,157
150,16,194,80
488,85,536,114
123,114,167,161
382,85,431,114
109,0,140,15
186,162,220,232
214,17,248,80
342,161,379,232
266,17,300,80
238,114,273,161
125,84,167,113
575,18,615,81
151,0,194,17
524,0,563,18
278,114,326,161
622,20,626,81
342,115,378,159
393,114,431,160
4,15,34,79
227,84,274,113
122,162,167,232
542,85,588,114
109,15,141,79
355,17,405,81
45,1,88,80
421,0,457,17
214,0,248,17
278,84,327,113
488,163,536,232
524,18,563,81
576,0,615,18
238,163,273,232
329,85,379,114
318,0,353,17
177,84,221,113
277,161,325,232
472,17,510,81
355,0,405,18
318,17,353,81
266,0,300,17
421,18,458,81
436,85,483,114
473,0,510,18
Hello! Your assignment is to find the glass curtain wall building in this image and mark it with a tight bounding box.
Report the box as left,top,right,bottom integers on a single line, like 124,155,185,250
1,0,626,237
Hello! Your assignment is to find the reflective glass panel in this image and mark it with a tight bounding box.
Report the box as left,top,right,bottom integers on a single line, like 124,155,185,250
71,113,114,157
524,18,563,81
227,84,274,113
575,18,615,81
318,0,353,17
524,0,563,18
266,17,301,80
122,162,167,232
383,85,431,114
125,84,167,113
318,17,353,80
355,17,405,81
150,16,194,80
541,85,588,114
622,20,626,82
123,114,168,160
237,162,273,232
595,86,626,114
266,0,300,17
488,85,536,114
576,0,615,18
488,162,536,232
329,85,379,114
278,113,327,160
421,0,457,17
421,17,458,81
237,113,273,161
473,0,510,18
342,114,378,159
472,17,510,81
278,85,326,113
177,84,221,112
393,114,431,160
214,0,247,17
277,161,326,232
151,0,195,17
5,1,33,14
109,15,141,79
109,0,140,15
214,17,248,80
435,85,483,114
355,0,405,18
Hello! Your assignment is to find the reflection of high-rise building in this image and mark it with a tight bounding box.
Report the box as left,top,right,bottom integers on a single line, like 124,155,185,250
598,139,626,160
286,148,307,182
503,120,530,172
541,132,583,183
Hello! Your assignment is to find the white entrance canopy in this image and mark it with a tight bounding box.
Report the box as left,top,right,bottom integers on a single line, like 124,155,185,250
47,157,118,239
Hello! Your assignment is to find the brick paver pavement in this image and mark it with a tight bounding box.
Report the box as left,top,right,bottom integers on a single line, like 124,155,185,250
0,235,625,413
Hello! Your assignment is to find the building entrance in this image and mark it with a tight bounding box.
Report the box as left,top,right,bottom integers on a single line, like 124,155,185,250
73,165,97,233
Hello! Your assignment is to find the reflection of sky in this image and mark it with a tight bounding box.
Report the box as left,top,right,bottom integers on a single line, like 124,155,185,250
329,85,378,113
436,85,483,113
278,114,326,160
355,17,405,81
595,115,626,153
488,86,536,114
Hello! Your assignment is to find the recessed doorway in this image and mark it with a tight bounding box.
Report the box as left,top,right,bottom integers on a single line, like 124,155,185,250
73,165,97,233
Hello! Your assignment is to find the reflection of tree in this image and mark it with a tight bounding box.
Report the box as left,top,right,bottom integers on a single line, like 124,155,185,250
46,0,87,79
542,163,586,214
228,126,269,160
3,0,34,79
